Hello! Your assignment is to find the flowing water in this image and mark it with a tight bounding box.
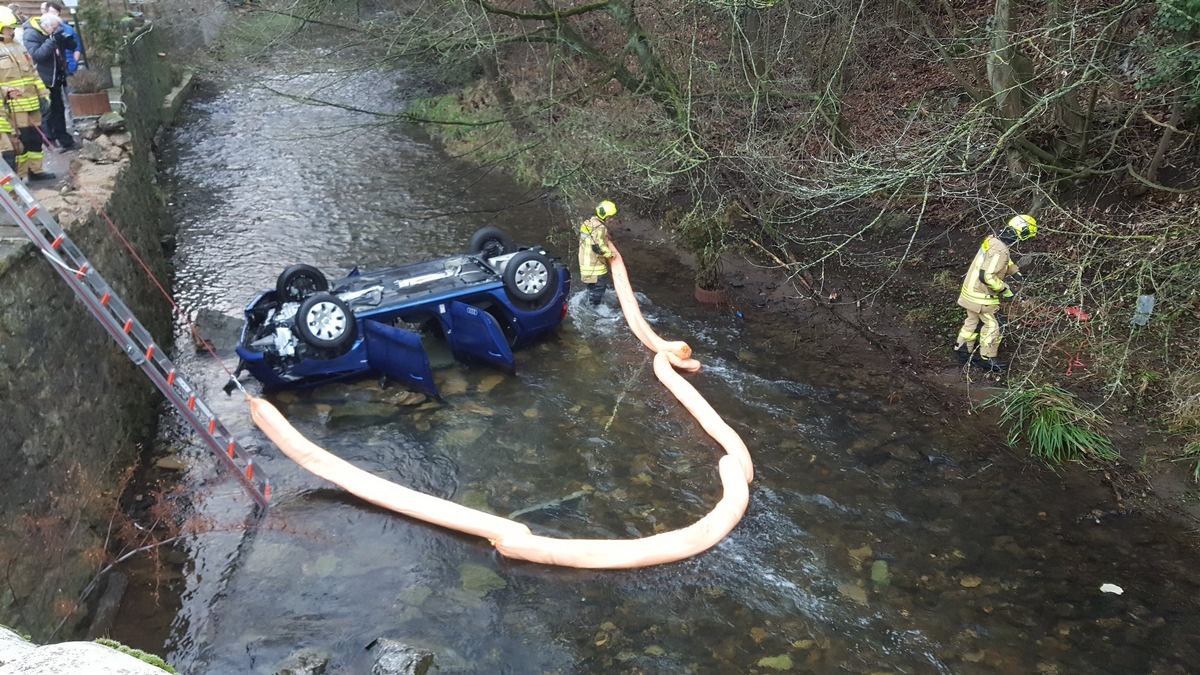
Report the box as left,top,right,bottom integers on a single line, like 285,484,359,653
105,50,1200,674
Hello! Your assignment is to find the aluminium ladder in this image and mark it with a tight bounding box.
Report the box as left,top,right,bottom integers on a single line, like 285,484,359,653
0,169,271,509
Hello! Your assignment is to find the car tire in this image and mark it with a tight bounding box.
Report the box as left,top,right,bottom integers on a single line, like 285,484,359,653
295,293,357,350
277,264,329,302
503,250,558,307
469,227,514,258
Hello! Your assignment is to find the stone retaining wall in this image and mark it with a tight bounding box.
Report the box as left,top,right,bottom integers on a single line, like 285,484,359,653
0,29,182,640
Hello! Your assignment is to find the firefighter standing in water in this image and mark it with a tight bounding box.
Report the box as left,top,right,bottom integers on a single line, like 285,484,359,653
0,7,53,181
578,200,617,306
953,214,1037,371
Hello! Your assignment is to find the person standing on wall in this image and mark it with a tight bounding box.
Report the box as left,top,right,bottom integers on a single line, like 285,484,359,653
578,200,618,306
952,214,1037,371
22,11,74,150
0,7,54,181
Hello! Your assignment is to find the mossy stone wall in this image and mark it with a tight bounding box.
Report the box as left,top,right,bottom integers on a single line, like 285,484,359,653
0,29,178,640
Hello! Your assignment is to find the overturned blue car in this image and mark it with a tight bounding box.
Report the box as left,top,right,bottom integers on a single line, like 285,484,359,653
233,228,570,395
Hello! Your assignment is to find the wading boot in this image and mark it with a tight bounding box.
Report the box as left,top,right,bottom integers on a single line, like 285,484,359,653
953,344,972,364
977,356,1008,371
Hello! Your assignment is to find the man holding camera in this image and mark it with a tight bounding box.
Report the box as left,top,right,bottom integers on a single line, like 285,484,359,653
22,11,75,150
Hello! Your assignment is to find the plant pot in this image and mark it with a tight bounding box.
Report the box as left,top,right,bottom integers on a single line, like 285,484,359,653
68,91,112,117
694,284,730,305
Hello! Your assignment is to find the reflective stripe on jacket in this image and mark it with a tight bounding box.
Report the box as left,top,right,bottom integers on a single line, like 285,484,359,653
0,42,45,127
578,217,612,278
958,236,1015,307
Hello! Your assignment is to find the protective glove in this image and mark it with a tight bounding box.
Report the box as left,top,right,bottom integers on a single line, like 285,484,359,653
1009,272,1025,283
1001,288,1015,299
591,244,602,255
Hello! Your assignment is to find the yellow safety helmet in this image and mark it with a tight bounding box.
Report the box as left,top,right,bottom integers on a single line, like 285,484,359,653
1007,214,1037,241
596,200,617,220
0,7,17,30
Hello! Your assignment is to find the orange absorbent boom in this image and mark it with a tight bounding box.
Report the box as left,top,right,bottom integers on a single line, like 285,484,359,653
249,236,754,568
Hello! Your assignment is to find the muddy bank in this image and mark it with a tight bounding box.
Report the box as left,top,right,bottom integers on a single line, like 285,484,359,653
611,211,1200,533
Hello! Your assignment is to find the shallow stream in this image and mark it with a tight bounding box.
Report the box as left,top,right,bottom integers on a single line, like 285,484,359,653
106,50,1200,674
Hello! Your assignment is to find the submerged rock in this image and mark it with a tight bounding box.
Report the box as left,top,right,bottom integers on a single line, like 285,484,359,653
273,647,330,675
459,563,506,597
368,639,433,675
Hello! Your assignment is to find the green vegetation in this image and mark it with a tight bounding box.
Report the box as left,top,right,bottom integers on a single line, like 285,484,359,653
1178,441,1200,482
93,638,176,673
988,385,1117,465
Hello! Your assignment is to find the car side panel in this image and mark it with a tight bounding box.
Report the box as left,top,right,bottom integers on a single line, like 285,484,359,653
362,320,440,398
438,301,516,374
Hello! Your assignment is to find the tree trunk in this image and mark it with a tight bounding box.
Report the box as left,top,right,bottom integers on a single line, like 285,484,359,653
987,0,1028,172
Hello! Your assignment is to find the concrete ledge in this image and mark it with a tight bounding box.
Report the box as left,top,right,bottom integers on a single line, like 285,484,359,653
161,70,195,125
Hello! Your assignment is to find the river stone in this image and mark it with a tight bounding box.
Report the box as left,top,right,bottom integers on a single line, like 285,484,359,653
369,639,433,675
274,647,330,675
154,455,188,471
870,560,891,589
397,585,433,608
459,563,506,597
0,641,164,674
308,553,338,578
757,654,794,670
437,370,468,396
477,373,505,393
848,545,872,566
836,583,869,605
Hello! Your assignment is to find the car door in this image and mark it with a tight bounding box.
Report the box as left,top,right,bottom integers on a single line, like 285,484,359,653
438,301,515,374
362,320,439,397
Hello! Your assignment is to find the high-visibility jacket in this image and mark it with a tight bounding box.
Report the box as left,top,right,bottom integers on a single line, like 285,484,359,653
957,235,1018,312
0,39,46,128
578,216,612,280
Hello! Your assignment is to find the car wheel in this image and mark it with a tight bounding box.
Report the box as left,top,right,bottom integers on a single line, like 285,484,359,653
277,264,329,302
295,293,357,350
469,227,515,258
503,250,558,307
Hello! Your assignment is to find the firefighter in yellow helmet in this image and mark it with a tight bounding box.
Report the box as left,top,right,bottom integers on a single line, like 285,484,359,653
953,214,1037,370
578,200,617,306
0,7,53,181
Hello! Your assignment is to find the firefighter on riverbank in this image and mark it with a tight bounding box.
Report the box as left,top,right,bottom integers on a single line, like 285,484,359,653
0,7,53,181
953,214,1037,371
578,200,617,306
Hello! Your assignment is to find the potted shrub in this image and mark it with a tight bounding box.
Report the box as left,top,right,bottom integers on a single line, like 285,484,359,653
673,203,734,304
67,67,113,117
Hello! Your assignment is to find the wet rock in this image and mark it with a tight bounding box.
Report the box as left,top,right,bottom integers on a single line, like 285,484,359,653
436,370,469,396
836,582,869,605
757,654,794,670
459,563,506,597
477,373,505,393
274,647,330,675
870,560,891,589
304,554,338,578
848,545,873,566
153,455,188,471
368,639,433,675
